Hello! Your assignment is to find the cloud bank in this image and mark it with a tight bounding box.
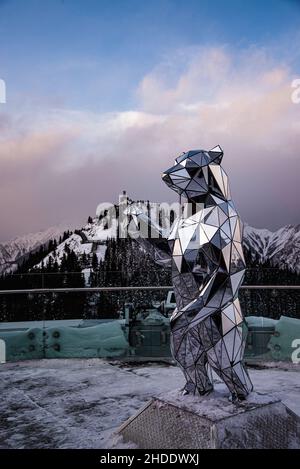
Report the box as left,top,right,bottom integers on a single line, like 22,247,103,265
0,45,299,240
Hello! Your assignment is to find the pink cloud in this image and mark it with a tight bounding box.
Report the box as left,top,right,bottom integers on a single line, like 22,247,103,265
0,45,299,240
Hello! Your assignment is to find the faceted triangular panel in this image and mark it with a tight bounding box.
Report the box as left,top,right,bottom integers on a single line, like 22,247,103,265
230,270,244,294
178,224,197,252
222,313,236,335
217,206,228,226
173,167,190,177
233,241,245,261
233,219,242,242
173,238,182,256
221,243,231,271
174,179,190,189
201,223,219,241
228,204,237,217
173,255,182,272
204,208,219,227
222,303,236,323
209,164,226,196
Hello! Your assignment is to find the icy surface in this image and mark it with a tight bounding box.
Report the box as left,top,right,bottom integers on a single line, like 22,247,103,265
0,360,299,449
156,388,280,422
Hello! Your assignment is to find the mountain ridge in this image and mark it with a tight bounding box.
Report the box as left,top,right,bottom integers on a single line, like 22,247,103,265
243,223,300,273
0,226,70,275
1,219,299,275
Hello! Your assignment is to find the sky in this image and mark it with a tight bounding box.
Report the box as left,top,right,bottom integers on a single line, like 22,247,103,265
0,0,300,240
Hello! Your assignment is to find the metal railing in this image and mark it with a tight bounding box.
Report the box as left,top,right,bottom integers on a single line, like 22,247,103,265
0,284,299,363
0,286,173,294
0,284,299,319
0,285,300,295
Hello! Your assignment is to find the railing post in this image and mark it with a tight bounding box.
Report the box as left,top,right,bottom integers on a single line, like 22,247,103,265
124,303,130,341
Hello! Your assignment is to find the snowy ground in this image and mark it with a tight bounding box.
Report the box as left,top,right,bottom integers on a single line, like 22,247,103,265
0,359,299,449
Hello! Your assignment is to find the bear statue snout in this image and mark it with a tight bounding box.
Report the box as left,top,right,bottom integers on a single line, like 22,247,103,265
161,168,184,196
161,171,171,183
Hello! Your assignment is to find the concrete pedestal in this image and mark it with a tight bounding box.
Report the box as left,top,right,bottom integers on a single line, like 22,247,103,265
117,389,300,449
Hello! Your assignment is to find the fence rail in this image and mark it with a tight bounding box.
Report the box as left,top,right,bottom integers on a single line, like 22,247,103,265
0,285,300,295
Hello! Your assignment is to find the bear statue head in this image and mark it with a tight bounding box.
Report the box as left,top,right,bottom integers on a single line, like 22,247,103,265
162,145,231,203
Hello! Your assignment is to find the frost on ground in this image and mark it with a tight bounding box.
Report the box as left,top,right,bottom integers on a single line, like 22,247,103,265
0,359,299,449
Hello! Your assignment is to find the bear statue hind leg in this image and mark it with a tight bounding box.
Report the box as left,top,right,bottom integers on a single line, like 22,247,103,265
194,357,214,395
182,357,214,396
224,362,254,401
198,309,253,401
182,379,213,396
205,332,253,401
171,325,214,396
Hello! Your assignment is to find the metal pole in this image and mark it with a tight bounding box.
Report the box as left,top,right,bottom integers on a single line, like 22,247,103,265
0,285,299,295
124,303,130,341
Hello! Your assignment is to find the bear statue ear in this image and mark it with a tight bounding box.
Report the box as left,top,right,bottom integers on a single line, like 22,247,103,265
208,145,223,164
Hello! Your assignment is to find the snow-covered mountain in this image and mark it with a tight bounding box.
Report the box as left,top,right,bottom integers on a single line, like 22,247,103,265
1,217,300,275
0,226,68,275
36,219,300,274
34,217,117,269
243,224,300,273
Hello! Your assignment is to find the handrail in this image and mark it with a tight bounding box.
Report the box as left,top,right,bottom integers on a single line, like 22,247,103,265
0,285,299,295
0,286,173,294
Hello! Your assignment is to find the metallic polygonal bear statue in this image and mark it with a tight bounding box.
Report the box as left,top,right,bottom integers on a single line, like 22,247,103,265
129,146,253,400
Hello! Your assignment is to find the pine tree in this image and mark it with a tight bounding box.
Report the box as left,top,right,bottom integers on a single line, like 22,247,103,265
64,243,71,255
82,252,87,266
92,253,99,271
